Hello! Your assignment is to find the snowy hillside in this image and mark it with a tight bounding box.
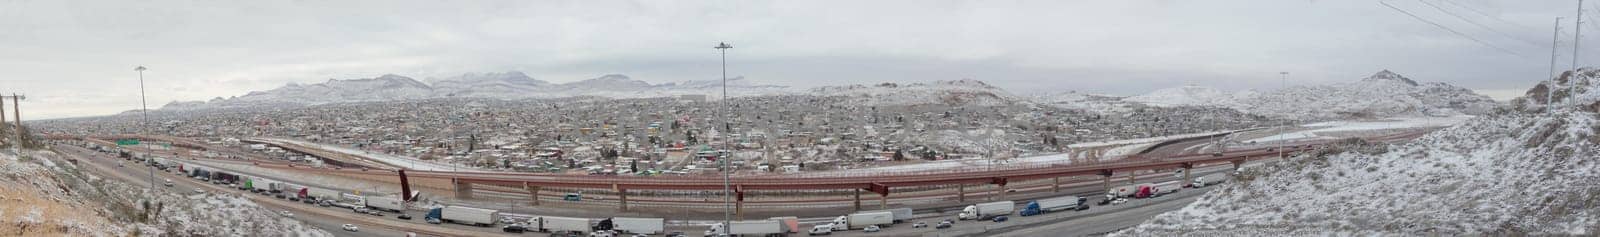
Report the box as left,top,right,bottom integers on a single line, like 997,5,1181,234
1116,68,1600,236
1124,85,1253,108
809,79,1015,106
0,148,329,236
230,74,435,105
1035,90,1136,113
1238,70,1498,121
1123,70,1499,121
430,71,552,98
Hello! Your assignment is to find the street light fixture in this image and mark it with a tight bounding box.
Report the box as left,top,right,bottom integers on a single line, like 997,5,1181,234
714,42,733,231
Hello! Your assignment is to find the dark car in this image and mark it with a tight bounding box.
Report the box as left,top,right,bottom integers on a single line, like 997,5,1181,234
666,231,686,237
503,225,528,233
936,221,952,229
992,216,1009,222
398,214,413,220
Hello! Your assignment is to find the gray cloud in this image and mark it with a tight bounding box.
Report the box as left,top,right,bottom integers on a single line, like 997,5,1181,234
0,0,1583,119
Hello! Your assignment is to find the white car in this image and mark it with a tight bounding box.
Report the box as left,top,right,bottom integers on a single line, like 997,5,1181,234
279,211,293,218
193,188,205,194
164,179,173,187
341,224,359,232
864,225,881,232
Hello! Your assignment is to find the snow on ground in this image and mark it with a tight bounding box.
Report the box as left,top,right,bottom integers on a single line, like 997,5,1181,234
1118,69,1600,236
257,137,472,172
1242,116,1471,144
1067,130,1235,149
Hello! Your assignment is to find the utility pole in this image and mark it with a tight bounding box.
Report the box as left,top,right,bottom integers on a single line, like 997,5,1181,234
0,94,21,148
136,66,154,191
1573,0,1586,108
714,42,733,232
1550,17,1565,114
1278,72,1288,160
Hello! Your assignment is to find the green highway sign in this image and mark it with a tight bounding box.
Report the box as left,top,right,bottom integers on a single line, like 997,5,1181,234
116,139,140,146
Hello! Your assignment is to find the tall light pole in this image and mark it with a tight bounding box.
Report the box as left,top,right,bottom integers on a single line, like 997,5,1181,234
1278,71,1288,159
1572,0,1585,108
136,66,154,191
1550,17,1564,115
714,42,733,232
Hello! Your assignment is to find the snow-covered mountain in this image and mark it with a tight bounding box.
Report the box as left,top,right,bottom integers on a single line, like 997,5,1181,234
1240,70,1498,120
162,72,796,110
1123,70,1499,121
430,71,552,98
227,74,435,105
809,79,1014,106
1117,68,1600,236
1035,90,1136,113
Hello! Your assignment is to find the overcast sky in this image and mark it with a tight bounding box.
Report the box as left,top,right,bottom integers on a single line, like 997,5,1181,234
0,0,1589,119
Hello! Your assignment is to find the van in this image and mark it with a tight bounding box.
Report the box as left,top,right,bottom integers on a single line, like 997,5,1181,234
808,224,833,235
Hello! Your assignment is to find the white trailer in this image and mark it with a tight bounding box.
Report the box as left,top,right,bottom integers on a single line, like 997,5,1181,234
611,217,664,235
307,187,341,201
541,216,589,233
364,195,405,212
830,211,893,230
441,206,499,227
1039,196,1086,212
731,220,784,236
959,201,1015,220
1191,173,1227,188
877,208,913,223
1151,181,1183,196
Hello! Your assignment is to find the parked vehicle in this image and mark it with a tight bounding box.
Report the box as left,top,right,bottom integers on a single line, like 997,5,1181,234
442,206,499,227
1020,196,1090,216
830,211,893,230
612,217,664,235
958,201,1014,220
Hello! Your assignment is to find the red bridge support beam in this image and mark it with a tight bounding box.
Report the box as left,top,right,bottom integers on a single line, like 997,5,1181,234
853,189,862,211
957,184,966,203
866,183,891,210
991,177,1008,200
614,183,628,212
735,187,745,221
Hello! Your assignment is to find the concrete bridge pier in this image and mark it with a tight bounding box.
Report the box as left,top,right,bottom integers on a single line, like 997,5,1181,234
853,189,862,211
957,184,966,202
1099,169,1114,195
735,189,745,221
614,183,628,212
452,178,474,199
1180,163,1195,187
1052,177,1061,193
523,184,541,206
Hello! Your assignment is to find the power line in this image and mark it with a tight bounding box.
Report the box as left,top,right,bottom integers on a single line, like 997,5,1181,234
1438,0,1537,31
1380,1,1530,58
1415,0,1541,46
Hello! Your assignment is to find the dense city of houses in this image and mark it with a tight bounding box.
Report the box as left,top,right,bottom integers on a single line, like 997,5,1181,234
34,93,1278,175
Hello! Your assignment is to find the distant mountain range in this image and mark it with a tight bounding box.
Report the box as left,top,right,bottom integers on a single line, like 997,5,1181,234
160,70,1502,122
161,72,793,110
1120,70,1499,120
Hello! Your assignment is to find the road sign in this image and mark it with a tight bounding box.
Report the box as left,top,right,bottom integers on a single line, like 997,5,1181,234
116,139,140,146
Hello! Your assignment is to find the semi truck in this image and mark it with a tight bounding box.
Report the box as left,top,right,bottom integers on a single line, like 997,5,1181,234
1135,181,1181,198
1108,183,1148,198
768,216,799,234
829,211,893,230
540,216,589,233
424,208,443,224
611,217,664,235
880,208,913,223
364,195,405,212
441,206,499,227
1020,196,1089,216
1191,173,1227,188
958,201,1014,220
706,220,785,237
